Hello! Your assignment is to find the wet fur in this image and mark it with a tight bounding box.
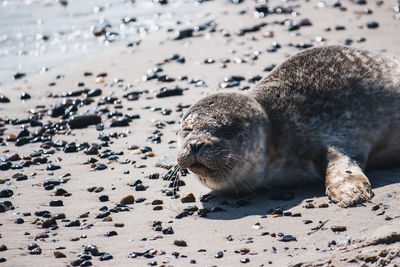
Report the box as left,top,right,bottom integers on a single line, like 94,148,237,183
178,46,400,207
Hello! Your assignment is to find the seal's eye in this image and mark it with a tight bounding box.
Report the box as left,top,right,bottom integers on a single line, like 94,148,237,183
214,121,241,139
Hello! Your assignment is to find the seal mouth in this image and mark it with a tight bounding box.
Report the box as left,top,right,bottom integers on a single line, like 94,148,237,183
189,161,216,173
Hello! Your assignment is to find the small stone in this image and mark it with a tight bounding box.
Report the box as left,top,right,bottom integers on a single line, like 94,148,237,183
49,200,63,207
0,94,10,103
104,231,118,237
0,189,13,198
64,220,80,227
331,225,347,232
279,235,297,242
68,114,101,129
47,164,61,171
120,195,134,205
14,217,24,224
174,240,187,247
5,153,20,161
366,21,379,29
114,223,124,227
181,193,196,203
241,258,250,263
152,199,163,205
162,226,174,235
100,253,113,261
54,251,66,258
215,251,224,258
99,195,109,202
94,163,108,170
0,245,7,251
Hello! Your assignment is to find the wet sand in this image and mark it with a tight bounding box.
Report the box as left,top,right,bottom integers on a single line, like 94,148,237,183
1,0,400,266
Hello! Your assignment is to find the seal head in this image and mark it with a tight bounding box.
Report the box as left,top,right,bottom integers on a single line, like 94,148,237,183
177,92,268,192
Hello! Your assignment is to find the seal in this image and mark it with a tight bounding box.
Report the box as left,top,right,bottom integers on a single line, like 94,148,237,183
177,45,400,207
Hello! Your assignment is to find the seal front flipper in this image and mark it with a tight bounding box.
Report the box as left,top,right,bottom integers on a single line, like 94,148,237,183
325,147,374,207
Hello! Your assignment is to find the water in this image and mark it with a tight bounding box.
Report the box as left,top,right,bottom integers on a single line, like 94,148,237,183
0,0,204,85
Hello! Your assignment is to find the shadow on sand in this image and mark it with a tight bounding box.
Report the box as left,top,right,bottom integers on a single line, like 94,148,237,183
198,168,400,221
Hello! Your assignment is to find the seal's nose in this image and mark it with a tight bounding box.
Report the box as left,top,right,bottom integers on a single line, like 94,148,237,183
189,142,204,153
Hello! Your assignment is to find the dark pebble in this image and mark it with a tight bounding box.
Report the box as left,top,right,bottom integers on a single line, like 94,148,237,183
95,211,110,219
99,195,109,202
15,136,32,146
174,240,187,247
279,235,297,242
94,163,108,170
241,258,250,263
81,260,92,266
14,217,24,224
100,253,113,261
20,92,31,100
0,161,12,171
55,188,69,196
69,114,101,129
0,189,13,198
50,104,65,118
64,220,81,227
110,117,130,127
0,245,7,251
149,173,159,179
43,179,61,187
28,243,39,250
156,86,183,98
0,94,10,103
14,72,26,79
162,226,174,234
173,29,193,40
0,257,5,263
335,25,346,30
104,231,118,237
49,200,64,207
366,21,379,28
215,251,224,258
331,225,347,232
47,163,61,171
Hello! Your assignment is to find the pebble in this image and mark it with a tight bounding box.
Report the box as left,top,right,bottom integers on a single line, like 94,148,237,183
68,114,101,129
49,200,64,207
156,86,184,98
173,29,193,40
99,195,109,202
0,94,10,103
54,251,66,258
0,189,13,198
279,235,297,242
181,193,196,203
94,163,108,170
14,217,24,224
100,253,113,261
366,21,379,28
215,251,224,258
331,225,347,232
174,240,187,247
120,195,135,204
47,163,61,171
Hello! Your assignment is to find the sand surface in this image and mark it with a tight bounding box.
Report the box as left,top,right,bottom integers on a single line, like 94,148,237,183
1,0,400,266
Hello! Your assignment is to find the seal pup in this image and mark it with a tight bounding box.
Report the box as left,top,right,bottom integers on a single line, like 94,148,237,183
177,45,400,207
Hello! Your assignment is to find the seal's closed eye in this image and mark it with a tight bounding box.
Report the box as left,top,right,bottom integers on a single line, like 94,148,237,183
214,121,242,139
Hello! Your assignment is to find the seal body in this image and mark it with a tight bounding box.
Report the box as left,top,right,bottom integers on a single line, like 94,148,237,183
177,46,400,206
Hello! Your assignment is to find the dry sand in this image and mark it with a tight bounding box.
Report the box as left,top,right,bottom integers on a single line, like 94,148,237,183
1,0,400,266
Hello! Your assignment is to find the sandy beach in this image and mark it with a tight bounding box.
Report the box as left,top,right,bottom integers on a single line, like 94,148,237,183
1,0,400,266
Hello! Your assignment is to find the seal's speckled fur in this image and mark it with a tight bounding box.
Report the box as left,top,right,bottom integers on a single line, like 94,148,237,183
178,46,400,207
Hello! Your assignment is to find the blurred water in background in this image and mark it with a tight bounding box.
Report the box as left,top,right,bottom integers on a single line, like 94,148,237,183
0,0,204,84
